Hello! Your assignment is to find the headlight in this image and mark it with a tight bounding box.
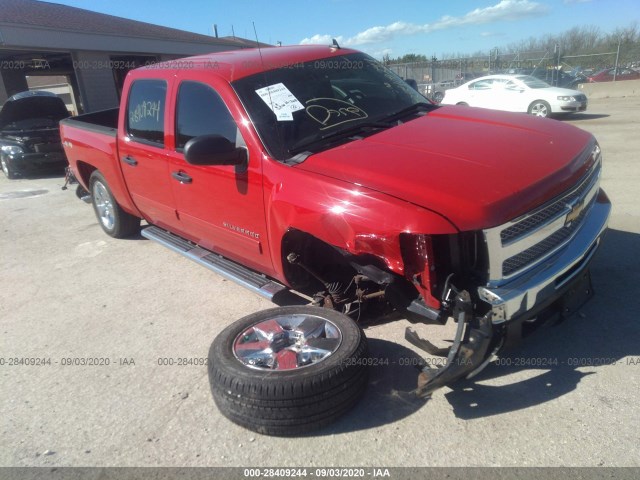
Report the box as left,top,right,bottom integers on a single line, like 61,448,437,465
557,95,576,101
1,145,23,155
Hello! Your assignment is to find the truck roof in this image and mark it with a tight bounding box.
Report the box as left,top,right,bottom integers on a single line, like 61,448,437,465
138,45,359,82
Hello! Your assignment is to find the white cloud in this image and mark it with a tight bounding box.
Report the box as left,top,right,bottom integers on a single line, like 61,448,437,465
299,0,548,46
300,34,344,45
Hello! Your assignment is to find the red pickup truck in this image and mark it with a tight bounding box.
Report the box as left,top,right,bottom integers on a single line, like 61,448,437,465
60,45,610,435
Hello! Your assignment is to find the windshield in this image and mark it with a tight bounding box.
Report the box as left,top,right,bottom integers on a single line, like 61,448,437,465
516,75,551,89
232,52,428,160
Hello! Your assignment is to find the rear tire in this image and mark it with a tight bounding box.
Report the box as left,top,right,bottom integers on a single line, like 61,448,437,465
209,306,369,436
89,171,140,238
528,100,551,117
433,91,444,104
456,102,469,106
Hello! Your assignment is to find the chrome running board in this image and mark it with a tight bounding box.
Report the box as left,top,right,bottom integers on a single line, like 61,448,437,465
141,226,287,300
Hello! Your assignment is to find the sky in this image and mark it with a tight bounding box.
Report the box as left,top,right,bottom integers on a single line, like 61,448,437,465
50,0,639,59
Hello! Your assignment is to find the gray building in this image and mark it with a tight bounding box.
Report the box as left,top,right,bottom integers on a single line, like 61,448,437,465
0,0,264,111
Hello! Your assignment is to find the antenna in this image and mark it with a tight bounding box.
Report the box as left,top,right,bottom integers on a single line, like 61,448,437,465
332,38,341,49
252,22,266,69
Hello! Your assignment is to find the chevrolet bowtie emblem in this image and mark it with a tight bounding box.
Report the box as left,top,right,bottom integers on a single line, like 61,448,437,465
565,198,585,226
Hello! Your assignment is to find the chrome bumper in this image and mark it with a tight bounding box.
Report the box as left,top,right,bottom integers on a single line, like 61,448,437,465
478,189,611,324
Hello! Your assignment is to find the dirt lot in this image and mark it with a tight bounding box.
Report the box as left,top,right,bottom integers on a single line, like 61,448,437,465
1,97,639,468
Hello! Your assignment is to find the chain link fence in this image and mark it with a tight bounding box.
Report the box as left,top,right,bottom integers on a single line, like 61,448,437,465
387,43,640,102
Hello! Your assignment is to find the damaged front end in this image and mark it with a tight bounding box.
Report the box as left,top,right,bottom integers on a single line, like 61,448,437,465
398,230,502,397
400,149,610,396
405,289,496,398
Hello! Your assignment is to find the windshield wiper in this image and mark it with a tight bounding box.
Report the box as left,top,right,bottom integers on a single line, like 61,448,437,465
288,121,394,156
382,102,434,122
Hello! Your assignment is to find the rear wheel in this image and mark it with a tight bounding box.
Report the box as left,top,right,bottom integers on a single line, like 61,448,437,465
209,306,369,436
433,91,444,104
89,171,140,238
456,102,469,106
528,100,551,117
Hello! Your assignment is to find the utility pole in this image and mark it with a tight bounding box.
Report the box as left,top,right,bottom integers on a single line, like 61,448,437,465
613,37,621,81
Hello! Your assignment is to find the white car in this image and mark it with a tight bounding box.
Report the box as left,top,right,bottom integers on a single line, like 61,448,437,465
441,74,587,118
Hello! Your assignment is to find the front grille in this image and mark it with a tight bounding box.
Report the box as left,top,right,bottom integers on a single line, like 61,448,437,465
483,144,602,285
500,160,600,245
502,195,595,276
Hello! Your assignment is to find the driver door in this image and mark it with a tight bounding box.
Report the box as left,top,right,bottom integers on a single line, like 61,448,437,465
164,78,273,274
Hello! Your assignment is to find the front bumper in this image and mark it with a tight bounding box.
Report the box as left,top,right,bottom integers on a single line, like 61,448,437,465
478,188,611,324
560,102,588,112
6,151,67,173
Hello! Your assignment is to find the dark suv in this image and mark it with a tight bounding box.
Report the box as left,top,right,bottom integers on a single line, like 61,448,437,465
0,91,70,179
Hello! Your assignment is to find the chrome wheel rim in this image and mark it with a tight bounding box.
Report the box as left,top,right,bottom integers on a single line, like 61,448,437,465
93,182,114,230
531,103,548,117
1,157,9,176
233,314,343,370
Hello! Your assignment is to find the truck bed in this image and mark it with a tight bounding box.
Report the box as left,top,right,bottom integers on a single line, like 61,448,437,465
60,107,140,217
60,108,119,137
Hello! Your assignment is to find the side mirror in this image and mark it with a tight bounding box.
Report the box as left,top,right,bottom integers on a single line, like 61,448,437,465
183,134,247,169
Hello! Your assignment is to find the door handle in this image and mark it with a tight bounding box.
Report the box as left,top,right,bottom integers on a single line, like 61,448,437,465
171,171,192,184
122,156,138,166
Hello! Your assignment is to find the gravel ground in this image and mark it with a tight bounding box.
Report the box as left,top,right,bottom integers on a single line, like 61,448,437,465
1,97,639,468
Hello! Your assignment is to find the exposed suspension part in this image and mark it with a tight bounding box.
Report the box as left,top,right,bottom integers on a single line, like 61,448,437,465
405,289,496,397
286,252,384,316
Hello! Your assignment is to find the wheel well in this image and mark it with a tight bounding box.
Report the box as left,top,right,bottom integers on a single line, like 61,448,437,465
281,229,351,292
76,161,97,188
529,99,550,108
280,229,399,293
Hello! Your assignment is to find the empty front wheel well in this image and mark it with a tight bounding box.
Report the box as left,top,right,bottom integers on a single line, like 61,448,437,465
281,229,352,292
281,229,397,292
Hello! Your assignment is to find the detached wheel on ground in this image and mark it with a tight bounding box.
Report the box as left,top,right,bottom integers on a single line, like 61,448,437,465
208,306,370,436
89,171,140,238
528,100,551,118
1,155,18,179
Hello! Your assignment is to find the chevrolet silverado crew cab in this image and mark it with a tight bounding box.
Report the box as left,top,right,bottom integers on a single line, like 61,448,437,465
60,45,610,436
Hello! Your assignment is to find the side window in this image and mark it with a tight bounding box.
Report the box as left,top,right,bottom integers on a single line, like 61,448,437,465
126,79,166,146
504,80,520,91
469,79,492,90
176,81,241,150
490,79,509,90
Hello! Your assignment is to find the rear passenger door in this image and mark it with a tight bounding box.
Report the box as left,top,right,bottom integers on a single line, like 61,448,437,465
118,78,179,230
165,78,273,274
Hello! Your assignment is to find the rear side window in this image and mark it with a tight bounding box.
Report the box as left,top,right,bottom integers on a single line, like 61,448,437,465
469,79,493,90
126,79,166,146
175,81,239,150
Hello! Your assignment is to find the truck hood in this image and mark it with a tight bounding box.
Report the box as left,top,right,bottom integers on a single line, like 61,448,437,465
295,106,595,231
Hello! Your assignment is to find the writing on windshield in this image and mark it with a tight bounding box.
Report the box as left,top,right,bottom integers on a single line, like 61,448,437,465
232,52,425,160
305,98,368,130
